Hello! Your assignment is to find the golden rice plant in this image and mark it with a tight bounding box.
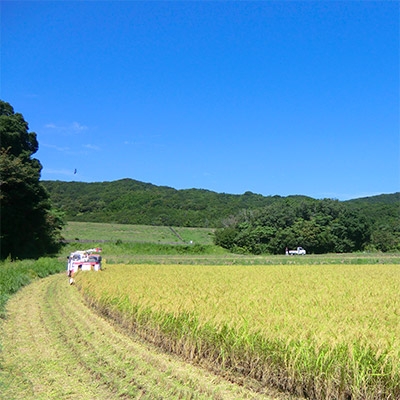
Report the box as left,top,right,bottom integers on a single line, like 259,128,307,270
76,263,400,399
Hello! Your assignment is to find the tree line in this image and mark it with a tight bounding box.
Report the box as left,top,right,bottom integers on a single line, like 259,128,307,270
214,197,400,254
42,180,399,254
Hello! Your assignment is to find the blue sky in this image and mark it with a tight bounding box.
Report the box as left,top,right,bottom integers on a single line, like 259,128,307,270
2,1,399,200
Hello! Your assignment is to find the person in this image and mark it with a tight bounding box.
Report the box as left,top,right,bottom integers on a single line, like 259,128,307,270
285,247,289,256
67,256,75,285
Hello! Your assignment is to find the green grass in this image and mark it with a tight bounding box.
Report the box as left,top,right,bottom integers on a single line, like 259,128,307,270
63,221,215,245
2,274,267,399
59,240,400,266
61,222,400,266
0,258,65,318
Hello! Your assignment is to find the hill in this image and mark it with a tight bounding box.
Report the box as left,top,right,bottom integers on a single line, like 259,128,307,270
345,192,400,205
41,179,399,232
41,179,298,227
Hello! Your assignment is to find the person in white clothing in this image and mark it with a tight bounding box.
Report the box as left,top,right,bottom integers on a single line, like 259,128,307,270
67,256,76,284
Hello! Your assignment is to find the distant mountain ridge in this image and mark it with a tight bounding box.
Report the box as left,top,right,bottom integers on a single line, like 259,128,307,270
41,178,399,228
345,192,400,205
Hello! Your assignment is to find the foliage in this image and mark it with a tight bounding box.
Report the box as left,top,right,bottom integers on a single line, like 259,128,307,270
0,258,65,317
41,179,285,227
215,197,399,254
0,100,65,259
346,196,400,252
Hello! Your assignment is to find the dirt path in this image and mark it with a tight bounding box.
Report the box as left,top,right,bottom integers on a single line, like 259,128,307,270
0,274,287,400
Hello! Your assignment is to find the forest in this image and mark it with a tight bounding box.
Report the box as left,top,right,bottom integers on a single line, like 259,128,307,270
42,179,399,254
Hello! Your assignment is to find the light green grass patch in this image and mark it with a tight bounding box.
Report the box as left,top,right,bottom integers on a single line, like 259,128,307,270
63,221,215,245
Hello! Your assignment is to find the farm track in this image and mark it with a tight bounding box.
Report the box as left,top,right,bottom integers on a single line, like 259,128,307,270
0,274,288,400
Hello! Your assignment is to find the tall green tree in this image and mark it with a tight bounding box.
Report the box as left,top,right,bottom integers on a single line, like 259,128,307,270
214,198,376,255
0,100,64,259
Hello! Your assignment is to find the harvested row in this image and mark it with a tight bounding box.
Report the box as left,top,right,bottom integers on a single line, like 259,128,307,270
76,263,400,399
0,273,280,399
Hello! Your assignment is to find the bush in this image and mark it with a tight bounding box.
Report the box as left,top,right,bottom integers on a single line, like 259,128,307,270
0,258,65,318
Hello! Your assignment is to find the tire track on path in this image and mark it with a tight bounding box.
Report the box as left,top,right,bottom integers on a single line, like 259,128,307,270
0,274,281,399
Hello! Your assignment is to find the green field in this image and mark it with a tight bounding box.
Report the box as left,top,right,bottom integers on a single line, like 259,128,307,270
62,222,400,266
63,221,215,245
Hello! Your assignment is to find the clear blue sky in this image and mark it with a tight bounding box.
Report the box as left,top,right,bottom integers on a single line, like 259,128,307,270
2,1,399,200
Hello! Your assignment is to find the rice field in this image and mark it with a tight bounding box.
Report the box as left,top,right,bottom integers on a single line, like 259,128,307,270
76,263,400,399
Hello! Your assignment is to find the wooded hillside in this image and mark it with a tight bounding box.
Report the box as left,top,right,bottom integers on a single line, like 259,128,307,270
41,179,399,253
42,179,299,227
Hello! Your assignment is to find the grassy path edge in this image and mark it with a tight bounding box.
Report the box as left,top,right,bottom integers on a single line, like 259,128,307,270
0,273,295,399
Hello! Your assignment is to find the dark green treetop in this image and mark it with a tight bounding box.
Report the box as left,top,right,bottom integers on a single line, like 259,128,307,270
0,100,64,259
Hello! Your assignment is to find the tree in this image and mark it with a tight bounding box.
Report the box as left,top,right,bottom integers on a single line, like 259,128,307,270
0,100,64,259
213,197,377,255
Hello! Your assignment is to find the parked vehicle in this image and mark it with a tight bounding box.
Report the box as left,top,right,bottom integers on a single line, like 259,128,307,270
288,247,306,255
